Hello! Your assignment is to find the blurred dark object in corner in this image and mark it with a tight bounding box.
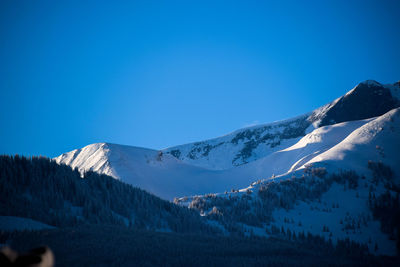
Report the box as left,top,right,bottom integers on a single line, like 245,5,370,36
0,246,54,267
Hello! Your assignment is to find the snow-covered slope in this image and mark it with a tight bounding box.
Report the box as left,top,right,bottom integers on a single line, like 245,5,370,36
235,118,373,179
163,114,313,170
178,108,400,255
179,106,400,202
55,118,373,200
55,143,261,200
306,107,400,174
163,80,400,170
270,106,399,181
243,105,400,180
55,80,400,201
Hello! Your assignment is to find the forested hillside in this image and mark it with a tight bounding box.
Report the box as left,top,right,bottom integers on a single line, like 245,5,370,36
0,155,216,234
6,225,395,267
178,163,400,255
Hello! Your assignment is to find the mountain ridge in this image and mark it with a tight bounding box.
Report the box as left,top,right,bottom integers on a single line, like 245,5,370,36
54,80,400,200
163,80,400,169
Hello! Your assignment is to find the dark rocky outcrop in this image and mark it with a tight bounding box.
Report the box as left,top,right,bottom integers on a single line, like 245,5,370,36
319,80,400,126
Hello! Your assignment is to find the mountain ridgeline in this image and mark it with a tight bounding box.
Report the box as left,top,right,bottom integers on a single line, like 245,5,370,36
165,80,400,168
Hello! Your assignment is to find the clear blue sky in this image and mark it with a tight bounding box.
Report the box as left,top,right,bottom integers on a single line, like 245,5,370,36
0,0,399,157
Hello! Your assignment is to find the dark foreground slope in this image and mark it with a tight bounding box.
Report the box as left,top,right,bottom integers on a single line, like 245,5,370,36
5,225,399,267
0,155,216,234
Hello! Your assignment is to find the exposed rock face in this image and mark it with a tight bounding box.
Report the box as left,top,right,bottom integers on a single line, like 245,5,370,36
319,81,400,126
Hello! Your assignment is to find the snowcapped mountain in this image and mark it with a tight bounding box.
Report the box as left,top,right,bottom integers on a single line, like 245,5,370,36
163,80,400,170
55,80,400,200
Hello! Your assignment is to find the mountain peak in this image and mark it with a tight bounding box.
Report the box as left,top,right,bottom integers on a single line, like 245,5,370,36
317,80,400,127
359,79,381,87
